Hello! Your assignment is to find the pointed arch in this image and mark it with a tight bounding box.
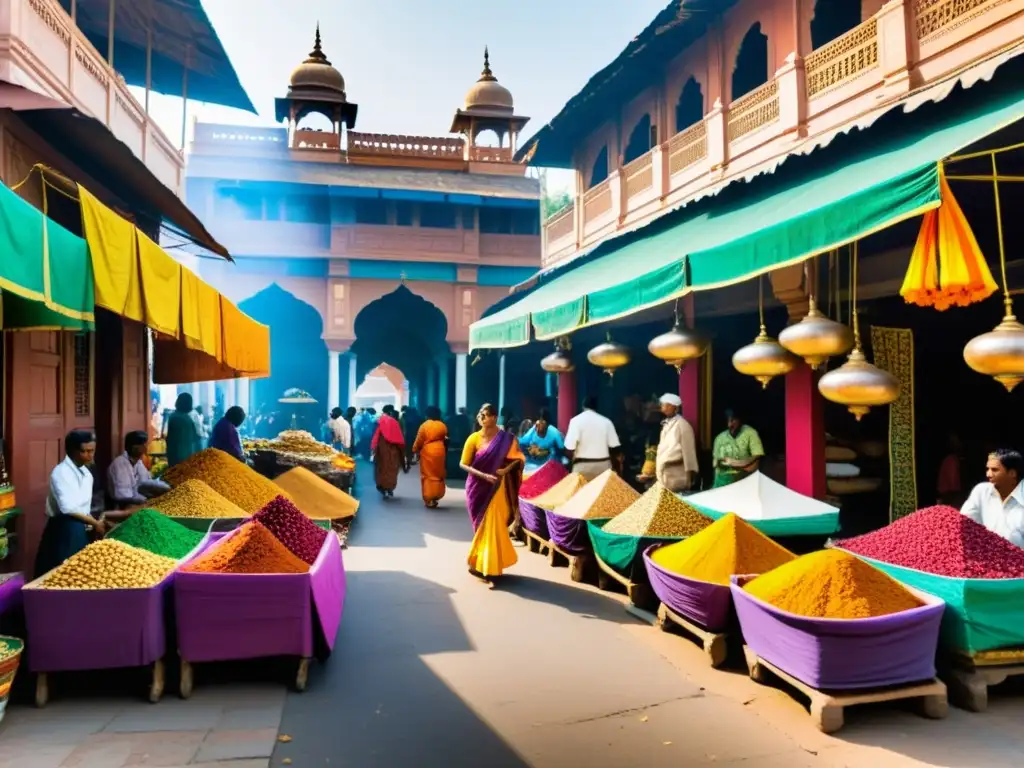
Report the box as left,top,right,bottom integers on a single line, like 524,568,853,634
589,146,609,187
810,0,863,50
675,77,704,133
732,22,769,101
623,113,652,165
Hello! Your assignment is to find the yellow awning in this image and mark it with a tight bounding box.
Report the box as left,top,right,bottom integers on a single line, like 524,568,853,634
79,185,143,322
137,231,181,337
220,295,270,378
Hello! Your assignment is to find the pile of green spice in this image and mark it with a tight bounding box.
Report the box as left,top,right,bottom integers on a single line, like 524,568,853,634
107,509,204,560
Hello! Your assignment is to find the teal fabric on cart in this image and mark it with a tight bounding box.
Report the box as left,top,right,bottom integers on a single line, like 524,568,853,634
693,505,839,537
587,518,683,578
849,553,1024,654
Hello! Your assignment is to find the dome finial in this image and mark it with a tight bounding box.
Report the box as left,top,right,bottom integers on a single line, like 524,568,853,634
307,22,328,62
480,47,495,81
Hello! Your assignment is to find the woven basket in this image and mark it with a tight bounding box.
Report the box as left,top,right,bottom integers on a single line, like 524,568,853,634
0,636,24,723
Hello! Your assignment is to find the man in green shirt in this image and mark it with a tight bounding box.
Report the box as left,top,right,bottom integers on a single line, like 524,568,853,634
711,407,764,488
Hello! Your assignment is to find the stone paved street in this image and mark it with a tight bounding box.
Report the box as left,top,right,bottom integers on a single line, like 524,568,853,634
5,468,1024,766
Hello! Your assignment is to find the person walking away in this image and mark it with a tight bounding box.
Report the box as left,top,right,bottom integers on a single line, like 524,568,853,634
35,430,108,577
108,430,170,508
372,405,405,499
459,404,523,585
412,406,448,508
961,448,1024,546
712,407,764,487
519,409,564,475
647,394,700,492
326,407,352,454
564,397,622,481
209,407,247,461
166,393,202,467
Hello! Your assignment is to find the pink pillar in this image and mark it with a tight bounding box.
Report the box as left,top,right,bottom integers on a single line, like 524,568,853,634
557,370,577,435
679,295,701,445
785,363,826,499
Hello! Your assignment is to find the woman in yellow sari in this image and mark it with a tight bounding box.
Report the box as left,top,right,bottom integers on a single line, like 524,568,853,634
460,403,524,585
412,406,448,508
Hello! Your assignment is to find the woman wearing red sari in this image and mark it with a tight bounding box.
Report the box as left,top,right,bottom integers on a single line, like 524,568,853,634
372,405,406,499
459,403,524,585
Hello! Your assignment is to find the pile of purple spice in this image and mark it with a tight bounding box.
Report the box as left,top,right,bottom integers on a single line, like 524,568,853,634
252,496,329,565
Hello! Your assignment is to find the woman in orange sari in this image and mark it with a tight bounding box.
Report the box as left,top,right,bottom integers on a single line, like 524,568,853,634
459,403,524,586
412,406,448,508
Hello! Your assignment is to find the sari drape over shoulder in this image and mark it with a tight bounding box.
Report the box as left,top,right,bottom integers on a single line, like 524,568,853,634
372,414,405,493
462,430,523,578
413,420,448,504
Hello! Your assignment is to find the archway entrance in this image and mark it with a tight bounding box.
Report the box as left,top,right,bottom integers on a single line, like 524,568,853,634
353,363,408,410
351,286,451,412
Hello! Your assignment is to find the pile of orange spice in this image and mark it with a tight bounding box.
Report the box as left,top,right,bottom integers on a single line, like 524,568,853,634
181,522,309,575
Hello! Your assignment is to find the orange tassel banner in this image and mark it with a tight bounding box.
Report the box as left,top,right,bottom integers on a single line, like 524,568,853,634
900,173,997,310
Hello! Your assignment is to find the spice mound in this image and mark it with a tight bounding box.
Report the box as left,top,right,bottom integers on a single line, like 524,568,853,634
603,483,712,538
744,549,922,619
147,479,248,519
520,461,569,500
838,505,1024,579
652,513,795,585
181,521,309,574
163,449,283,514
273,466,359,521
38,539,176,589
252,496,329,564
530,473,587,511
553,469,639,521
107,509,204,559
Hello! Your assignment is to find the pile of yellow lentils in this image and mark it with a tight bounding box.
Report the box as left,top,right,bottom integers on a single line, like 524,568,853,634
163,449,285,514
36,540,176,590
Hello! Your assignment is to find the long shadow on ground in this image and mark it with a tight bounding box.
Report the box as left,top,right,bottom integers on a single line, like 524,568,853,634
274,570,529,767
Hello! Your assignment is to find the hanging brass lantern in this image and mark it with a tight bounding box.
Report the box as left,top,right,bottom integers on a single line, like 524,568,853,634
587,333,631,377
778,297,854,369
818,243,900,420
540,339,575,374
732,277,797,388
963,153,1024,391
648,305,708,371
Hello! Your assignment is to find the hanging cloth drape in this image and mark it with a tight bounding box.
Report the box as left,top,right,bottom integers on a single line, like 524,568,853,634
900,172,997,310
136,231,181,338
78,185,144,321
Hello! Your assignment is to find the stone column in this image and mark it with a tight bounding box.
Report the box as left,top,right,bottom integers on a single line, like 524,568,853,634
347,354,358,408
204,381,216,411
426,362,437,406
224,379,238,409
786,363,826,499
557,370,577,435
438,355,451,416
498,354,506,415
678,295,701,445
237,379,250,415
328,349,341,412
455,353,468,412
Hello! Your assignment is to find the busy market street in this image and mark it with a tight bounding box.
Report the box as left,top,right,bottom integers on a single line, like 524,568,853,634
4,468,1024,767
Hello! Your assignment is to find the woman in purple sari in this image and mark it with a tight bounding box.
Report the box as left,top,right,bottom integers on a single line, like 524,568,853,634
459,404,524,584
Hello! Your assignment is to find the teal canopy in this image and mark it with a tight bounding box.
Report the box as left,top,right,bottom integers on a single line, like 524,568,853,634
470,65,1024,350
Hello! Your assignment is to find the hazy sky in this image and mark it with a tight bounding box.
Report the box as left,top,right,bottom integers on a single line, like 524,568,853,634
137,0,669,190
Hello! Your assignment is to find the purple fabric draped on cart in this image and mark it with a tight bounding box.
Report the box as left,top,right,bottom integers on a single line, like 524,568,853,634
518,500,549,538
545,511,590,555
644,546,732,632
0,573,23,617
465,430,515,531
729,576,944,689
24,576,170,673
176,534,345,663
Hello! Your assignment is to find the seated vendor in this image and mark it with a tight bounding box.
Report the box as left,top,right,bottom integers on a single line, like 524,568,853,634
209,406,247,461
35,430,107,577
108,430,170,508
519,410,564,474
961,448,1024,547
711,407,764,488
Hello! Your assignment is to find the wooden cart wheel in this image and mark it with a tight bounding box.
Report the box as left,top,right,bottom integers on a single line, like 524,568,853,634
294,658,311,692
811,701,844,734
148,659,165,703
35,673,49,708
705,635,728,669
921,694,949,720
179,659,194,700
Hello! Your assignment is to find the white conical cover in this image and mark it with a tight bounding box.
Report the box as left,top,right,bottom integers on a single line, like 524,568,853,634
688,472,838,521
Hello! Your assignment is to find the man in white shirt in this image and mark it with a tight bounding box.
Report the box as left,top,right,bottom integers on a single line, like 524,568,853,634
327,407,352,453
564,397,621,481
107,430,169,507
651,393,700,492
35,430,107,577
961,449,1024,547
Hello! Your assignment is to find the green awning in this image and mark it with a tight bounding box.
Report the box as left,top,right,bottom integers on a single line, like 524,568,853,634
471,64,1024,351
0,181,95,330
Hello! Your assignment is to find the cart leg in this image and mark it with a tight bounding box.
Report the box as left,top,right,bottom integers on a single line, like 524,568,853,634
597,570,611,591
811,701,844,734
294,658,311,692
569,555,586,583
526,536,538,554
148,659,165,703
35,673,48,708
921,693,949,720
705,635,728,669
179,659,194,700
946,667,988,713
655,604,671,633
